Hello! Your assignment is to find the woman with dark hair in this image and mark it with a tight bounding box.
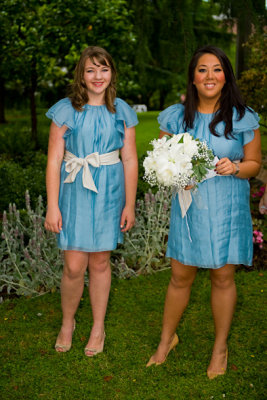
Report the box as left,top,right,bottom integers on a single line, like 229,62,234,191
45,46,138,356
147,45,261,378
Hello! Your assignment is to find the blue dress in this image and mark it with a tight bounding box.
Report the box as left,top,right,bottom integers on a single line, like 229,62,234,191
158,104,260,269
46,97,138,252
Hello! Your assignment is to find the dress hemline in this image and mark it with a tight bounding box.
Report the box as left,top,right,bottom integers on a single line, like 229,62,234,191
58,241,123,253
166,256,252,269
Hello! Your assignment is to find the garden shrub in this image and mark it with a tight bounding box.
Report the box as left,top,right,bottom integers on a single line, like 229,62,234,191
0,153,47,212
238,32,267,121
112,189,171,277
0,191,62,298
0,125,34,156
137,154,156,199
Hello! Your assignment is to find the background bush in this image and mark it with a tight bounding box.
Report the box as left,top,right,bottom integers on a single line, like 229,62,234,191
0,153,47,211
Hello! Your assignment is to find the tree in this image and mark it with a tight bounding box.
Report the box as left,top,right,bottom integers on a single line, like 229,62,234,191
238,31,267,121
213,0,266,78
128,0,233,109
1,0,136,147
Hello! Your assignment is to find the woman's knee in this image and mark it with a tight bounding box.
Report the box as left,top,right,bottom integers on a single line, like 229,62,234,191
63,251,88,279
89,252,111,274
210,265,236,290
170,260,197,289
63,263,87,280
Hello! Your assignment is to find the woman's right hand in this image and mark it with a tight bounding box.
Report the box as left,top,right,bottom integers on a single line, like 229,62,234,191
44,206,62,233
259,186,267,215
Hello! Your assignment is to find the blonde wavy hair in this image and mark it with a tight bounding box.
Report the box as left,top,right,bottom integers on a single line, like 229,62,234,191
68,46,117,113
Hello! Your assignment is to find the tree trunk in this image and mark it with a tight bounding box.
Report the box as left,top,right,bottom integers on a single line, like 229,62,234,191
30,60,38,149
0,78,7,123
235,9,252,79
159,89,168,110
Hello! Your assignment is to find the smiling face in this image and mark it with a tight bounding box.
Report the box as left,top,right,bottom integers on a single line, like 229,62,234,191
193,53,226,105
83,57,112,104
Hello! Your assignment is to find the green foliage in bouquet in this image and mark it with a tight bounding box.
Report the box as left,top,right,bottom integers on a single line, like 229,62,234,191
191,139,214,183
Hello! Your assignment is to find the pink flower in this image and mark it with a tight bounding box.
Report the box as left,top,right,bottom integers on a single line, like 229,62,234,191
252,186,266,198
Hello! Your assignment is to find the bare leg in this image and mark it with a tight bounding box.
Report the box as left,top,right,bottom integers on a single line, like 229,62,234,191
147,259,197,365
56,250,89,351
207,264,236,377
85,251,111,355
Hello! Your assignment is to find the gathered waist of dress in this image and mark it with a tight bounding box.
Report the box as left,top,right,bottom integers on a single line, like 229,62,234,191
63,149,120,193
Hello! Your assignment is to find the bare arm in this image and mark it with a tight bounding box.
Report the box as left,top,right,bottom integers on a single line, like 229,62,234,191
259,184,267,215
159,130,172,139
120,124,138,232
216,129,262,178
44,122,67,233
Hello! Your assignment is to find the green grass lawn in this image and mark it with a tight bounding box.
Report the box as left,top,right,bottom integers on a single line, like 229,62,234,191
135,111,159,156
0,270,266,400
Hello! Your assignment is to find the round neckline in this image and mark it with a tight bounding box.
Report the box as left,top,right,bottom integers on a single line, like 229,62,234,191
197,111,214,116
83,103,106,109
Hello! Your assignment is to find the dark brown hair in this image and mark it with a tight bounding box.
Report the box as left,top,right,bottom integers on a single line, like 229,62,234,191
68,46,117,113
184,45,248,139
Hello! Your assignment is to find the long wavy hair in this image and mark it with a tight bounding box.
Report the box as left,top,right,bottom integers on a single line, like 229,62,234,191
184,45,248,139
68,46,117,113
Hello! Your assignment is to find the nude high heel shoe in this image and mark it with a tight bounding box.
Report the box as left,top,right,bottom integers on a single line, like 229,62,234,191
55,320,76,353
207,349,228,379
84,332,106,357
146,333,179,367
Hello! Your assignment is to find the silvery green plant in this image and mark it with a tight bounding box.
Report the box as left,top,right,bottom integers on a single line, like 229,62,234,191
112,189,171,277
0,191,62,298
0,189,172,298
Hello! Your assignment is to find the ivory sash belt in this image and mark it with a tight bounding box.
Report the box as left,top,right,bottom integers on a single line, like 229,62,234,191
63,149,120,193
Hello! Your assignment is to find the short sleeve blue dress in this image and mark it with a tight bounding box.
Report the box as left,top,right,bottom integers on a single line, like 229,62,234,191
158,104,260,269
46,97,138,252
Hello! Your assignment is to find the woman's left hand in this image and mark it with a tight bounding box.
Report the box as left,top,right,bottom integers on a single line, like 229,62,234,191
184,185,194,190
215,157,236,175
120,205,135,232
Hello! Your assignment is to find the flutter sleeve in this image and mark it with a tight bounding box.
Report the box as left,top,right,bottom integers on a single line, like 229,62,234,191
115,98,139,136
158,104,185,135
46,98,75,133
232,107,260,145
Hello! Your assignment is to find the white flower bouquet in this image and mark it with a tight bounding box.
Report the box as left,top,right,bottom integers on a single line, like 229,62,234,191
143,133,215,190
